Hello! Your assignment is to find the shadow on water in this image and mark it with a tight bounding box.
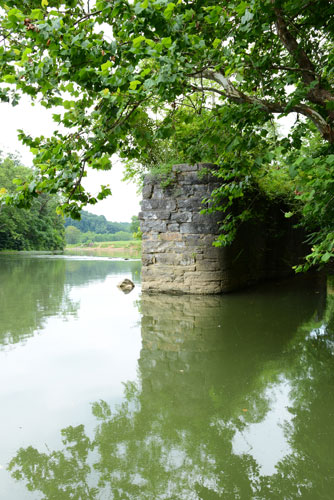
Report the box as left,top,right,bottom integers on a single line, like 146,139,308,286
8,272,334,499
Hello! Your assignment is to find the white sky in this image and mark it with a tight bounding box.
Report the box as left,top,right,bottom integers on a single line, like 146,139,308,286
0,97,141,222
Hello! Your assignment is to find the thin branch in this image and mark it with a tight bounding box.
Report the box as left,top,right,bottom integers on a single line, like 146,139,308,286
108,97,149,131
259,65,316,74
68,161,86,201
73,10,103,26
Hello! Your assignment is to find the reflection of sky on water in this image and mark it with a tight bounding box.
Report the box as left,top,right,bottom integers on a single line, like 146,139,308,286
232,380,293,476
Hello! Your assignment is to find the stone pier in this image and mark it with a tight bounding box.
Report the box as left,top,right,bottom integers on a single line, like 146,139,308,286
139,163,307,294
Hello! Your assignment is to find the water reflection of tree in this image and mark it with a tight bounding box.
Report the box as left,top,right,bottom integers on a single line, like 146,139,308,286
0,257,141,348
9,274,331,499
0,257,78,346
258,287,334,499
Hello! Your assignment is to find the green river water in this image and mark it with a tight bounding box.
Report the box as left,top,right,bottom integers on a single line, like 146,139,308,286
0,254,333,499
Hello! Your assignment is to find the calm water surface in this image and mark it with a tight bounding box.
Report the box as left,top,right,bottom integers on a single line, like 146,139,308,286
0,254,333,499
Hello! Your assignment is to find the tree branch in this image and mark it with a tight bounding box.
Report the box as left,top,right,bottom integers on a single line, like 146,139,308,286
67,161,86,201
272,1,334,111
273,3,316,86
73,10,103,26
196,71,333,141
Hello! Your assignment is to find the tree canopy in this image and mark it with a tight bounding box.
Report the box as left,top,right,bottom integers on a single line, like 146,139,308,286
0,153,65,250
1,0,334,266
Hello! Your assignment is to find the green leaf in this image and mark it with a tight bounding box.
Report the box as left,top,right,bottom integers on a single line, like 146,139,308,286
129,80,141,90
31,9,43,20
241,9,253,25
235,1,248,16
3,74,16,83
101,60,112,73
132,36,146,48
161,37,172,48
321,252,332,263
21,47,32,62
164,3,175,20
325,101,334,110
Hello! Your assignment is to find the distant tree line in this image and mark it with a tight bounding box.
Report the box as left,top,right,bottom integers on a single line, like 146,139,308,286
0,154,65,251
65,227,133,245
65,211,131,234
65,215,140,245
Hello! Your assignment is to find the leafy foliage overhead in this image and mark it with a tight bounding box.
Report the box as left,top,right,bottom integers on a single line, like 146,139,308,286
1,0,334,265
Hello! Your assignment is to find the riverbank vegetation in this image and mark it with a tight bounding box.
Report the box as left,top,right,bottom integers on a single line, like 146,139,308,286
1,1,334,269
0,154,64,251
65,240,142,259
65,213,140,245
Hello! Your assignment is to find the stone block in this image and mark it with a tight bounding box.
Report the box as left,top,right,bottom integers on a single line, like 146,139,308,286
171,212,192,223
142,254,156,266
142,183,153,199
177,198,203,210
153,186,164,199
179,173,204,185
195,259,222,271
172,163,199,172
180,223,210,234
167,223,180,232
141,220,167,233
184,271,221,283
155,253,178,265
141,199,177,211
158,232,183,242
179,254,196,266
151,210,171,220
182,234,203,246
189,184,209,197
141,232,160,241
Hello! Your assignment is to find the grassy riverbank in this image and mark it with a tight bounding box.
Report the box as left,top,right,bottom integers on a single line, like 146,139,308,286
65,240,142,259
0,240,142,259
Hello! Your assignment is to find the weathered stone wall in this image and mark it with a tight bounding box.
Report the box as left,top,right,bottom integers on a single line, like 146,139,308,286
139,163,308,294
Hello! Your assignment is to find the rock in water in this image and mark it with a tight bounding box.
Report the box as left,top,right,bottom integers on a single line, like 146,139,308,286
117,278,135,294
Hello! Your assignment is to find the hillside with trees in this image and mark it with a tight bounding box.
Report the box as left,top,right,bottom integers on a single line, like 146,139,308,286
64,213,139,245
0,154,64,251
65,211,131,234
